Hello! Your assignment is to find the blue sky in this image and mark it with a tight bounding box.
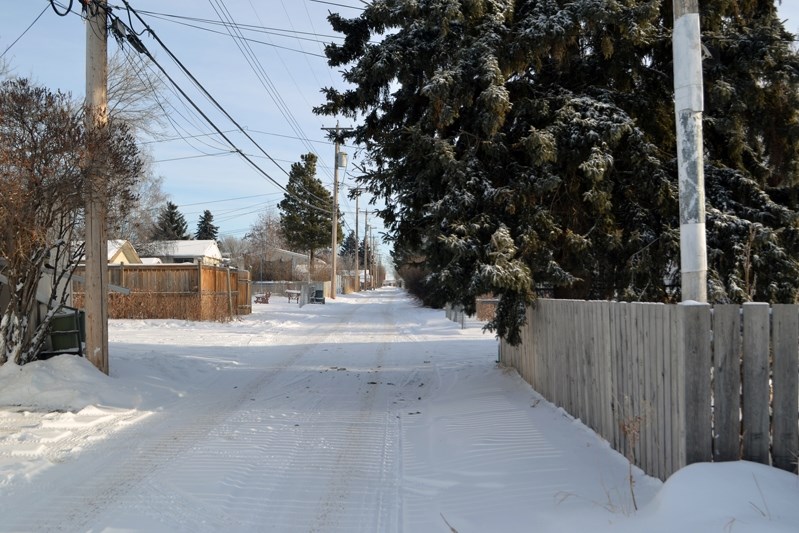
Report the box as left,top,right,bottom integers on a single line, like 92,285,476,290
1,1,798,253
0,0,377,246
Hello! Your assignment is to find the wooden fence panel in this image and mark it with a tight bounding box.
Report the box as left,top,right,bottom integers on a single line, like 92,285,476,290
712,304,741,462
498,299,799,480
237,270,251,314
74,264,250,320
742,303,771,464
772,304,799,472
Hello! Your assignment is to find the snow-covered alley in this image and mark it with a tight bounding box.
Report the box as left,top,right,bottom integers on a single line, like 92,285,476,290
1,289,797,533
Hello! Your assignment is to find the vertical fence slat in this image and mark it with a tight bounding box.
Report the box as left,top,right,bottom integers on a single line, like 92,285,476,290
712,304,742,462
679,303,712,466
600,302,613,446
742,303,771,464
666,304,679,477
653,304,665,480
636,303,647,474
771,304,798,472
644,304,655,476
662,305,675,478
581,302,591,430
621,302,633,463
609,302,620,451
567,301,576,415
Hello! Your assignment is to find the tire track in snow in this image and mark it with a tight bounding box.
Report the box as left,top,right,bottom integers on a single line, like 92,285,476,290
308,300,395,532
1,304,362,533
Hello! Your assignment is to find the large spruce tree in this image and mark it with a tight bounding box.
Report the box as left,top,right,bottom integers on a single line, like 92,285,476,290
195,209,219,240
150,201,190,241
340,230,358,259
316,0,799,343
278,153,343,273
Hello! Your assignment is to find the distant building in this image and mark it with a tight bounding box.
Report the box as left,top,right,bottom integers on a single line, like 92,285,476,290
143,240,224,266
107,239,141,265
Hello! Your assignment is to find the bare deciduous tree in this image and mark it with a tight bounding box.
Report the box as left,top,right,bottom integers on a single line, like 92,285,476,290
107,50,167,138
0,78,142,365
245,210,287,281
109,150,169,248
217,235,249,269
105,50,170,245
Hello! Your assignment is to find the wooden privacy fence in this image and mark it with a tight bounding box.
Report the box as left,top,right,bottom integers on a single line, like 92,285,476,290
499,300,799,481
73,264,251,321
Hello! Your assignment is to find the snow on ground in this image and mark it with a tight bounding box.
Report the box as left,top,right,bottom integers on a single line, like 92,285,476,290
0,288,796,532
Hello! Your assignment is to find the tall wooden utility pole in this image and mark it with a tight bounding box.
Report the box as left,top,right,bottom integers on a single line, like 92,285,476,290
364,210,369,290
673,0,707,302
354,188,361,292
321,123,352,299
85,0,110,374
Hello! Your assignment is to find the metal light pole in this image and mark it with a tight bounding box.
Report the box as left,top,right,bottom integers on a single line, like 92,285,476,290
673,0,708,302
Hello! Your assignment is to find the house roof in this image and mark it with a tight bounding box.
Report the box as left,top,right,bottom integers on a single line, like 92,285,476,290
147,240,222,259
108,239,125,259
107,239,141,263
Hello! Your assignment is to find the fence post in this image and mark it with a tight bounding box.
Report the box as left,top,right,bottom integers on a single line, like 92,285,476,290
678,302,712,467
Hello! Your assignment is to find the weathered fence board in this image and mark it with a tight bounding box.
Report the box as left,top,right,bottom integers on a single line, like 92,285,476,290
712,304,741,462
681,304,713,465
772,304,799,472
499,299,799,480
742,303,770,464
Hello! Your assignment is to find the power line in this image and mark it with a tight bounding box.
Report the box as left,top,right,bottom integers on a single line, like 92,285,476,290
0,4,49,59
140,128,238,144
154,151,236,163
179,192,280,208
205,0,324,166
129,11,328,57
116,6,344,41
308,0,365,11
203,0,335,200
115,1,335,216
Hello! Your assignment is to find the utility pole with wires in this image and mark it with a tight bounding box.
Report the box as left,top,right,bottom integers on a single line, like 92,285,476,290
353,188,362,292
84,0,110,374
366,209,369,290
321,123,352,299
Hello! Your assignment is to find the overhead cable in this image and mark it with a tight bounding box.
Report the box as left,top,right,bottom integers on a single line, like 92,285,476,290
113,3,335,215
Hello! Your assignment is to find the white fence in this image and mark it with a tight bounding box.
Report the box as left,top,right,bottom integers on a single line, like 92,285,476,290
499,300,799,480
